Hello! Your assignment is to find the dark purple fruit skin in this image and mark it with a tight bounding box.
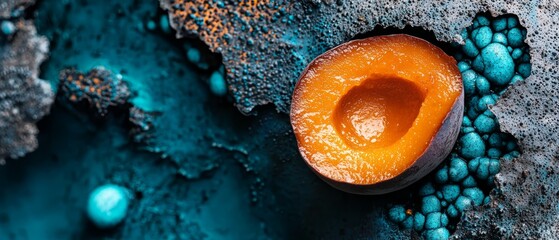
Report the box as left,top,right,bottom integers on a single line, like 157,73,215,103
310,91,464,195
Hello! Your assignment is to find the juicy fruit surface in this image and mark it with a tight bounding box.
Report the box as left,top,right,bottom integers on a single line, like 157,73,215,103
291,34,462,185
333,76,425,150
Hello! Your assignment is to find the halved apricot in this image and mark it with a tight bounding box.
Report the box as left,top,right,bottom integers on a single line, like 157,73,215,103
290,34,463,195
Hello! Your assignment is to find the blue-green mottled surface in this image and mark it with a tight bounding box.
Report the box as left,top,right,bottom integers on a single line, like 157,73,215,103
0,0,403,239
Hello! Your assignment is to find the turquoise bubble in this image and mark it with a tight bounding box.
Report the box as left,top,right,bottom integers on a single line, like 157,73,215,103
425,228,450,240
481,43,515,85
476,15,490,26
457,61,471,72
463,187,484,206
507,28,523,47
461,176,477,188
460,132,486,159
462,39,479,58
492,32,507,45
388,205,407,223
491,17,507,32
419,183,436,196
473,26,493,48
511,48,523,60
474,114,497,133
488,158,500,175
388,205,406,223
466,109,478,121
442,185,460,202
159,15,170,33
476,95,497,112
422,195,441,214
446,205,459,218
454,196,473,212
435,166,449,184
462,116,472,127
518,63,531,78
487,148,502,158
425,212,443,229
507,17,519,29
472,55,484,72
482,109,495,118
449,157,468,182
414,213,426,231
483,196,491,205
476,157,490,180
87,184,130,228
461,69,477,95
488,133,504,148
506,141,518,151
209,71,227,96
402,216,413,229
475,76,490,95
507,76,522,88
461,126,475,134
468,157,480,172
146,20,156,31
187,48,201,63
1,21,15,35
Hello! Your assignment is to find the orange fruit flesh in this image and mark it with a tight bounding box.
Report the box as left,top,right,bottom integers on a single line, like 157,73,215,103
291,34,462,185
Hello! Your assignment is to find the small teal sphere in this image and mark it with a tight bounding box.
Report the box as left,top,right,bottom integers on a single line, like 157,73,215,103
421,195,441,214
475,76,491,95
461,69,477,95
159,15,170,33
461,176,477,188
473,26,492,48
492,32,507,45
471,55,484,72
507,28,523,47
446,205,459,218
448,157,468,182
187,48,201,63
459,132,486,159
425,227,450,240
87,184,130,228
511,48,523,60
419,183,436,196
425,212,443,229
518,63,531,78
441,184,460,202
388,205,407,223
463,187,485,206
209,71,227,96
474,114,497,133
414,213,426,231
491,17,507,32
146,20,156,31
462,39,479,58
454,196,473,212
507,17,519,28
1,21,15,35
481,43,515,85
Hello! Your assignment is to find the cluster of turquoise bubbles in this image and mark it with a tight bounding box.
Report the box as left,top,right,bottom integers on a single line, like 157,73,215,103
388,14,529,240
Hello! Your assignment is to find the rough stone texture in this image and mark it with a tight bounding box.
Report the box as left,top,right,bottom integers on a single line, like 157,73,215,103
0,0,34,18
59,67,130,116
0,3,53,162
162,0,559,238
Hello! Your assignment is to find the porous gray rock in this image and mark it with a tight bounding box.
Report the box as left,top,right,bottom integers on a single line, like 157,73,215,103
161,0,559,238
0,2,53,163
